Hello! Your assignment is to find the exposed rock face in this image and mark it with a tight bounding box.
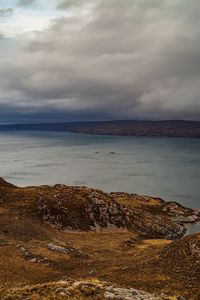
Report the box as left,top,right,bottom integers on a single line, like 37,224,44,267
104,286,162,300
37,186,130,231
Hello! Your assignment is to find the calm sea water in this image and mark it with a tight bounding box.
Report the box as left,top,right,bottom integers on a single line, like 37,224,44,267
0,130,200,209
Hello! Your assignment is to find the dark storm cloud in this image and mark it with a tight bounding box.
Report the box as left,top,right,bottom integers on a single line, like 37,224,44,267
0,0,200,122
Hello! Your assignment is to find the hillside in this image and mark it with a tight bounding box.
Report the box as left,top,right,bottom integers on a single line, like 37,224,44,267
0,120,200,138
0,178,200,299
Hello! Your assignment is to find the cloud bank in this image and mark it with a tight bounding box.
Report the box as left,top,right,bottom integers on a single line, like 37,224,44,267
0,0,200,122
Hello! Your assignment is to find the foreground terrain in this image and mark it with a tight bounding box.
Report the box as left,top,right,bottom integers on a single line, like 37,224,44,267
0,178,200,299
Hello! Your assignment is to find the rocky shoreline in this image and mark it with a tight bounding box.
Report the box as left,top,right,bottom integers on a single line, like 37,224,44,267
0,177,200,299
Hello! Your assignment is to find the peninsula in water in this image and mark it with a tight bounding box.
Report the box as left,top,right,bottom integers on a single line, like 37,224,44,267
1,120,200,138
0,178,200,299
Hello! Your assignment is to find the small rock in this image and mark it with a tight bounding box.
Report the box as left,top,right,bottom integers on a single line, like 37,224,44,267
29,258,37,263
47,243,69,254
80,285,97,296
55,287,71,297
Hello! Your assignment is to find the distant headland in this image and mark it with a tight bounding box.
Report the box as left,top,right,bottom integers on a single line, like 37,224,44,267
0,120,200,138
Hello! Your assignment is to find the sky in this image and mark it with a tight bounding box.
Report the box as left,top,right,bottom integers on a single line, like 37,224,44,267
0,0,200,123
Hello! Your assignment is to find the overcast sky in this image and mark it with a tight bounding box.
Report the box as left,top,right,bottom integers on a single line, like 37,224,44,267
0,0,200,123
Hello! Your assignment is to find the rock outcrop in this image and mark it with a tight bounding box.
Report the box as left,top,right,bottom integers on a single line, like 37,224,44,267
36,184,200,239
1,279,175,299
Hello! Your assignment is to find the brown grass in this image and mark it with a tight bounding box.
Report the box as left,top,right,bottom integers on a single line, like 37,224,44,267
0,178,200,299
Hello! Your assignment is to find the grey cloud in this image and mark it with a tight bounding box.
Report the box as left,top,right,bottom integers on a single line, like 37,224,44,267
0,0,200,122
18,0,36,6
57,0,86,10
0,8,13,17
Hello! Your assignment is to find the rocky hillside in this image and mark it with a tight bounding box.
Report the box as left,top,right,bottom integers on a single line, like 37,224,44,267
0,178,199,238
0,178,200,299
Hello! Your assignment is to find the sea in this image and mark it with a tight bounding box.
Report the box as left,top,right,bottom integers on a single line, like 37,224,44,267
0,129,200,212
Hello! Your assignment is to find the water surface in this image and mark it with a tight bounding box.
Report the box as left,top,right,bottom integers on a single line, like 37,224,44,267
0,130,199,209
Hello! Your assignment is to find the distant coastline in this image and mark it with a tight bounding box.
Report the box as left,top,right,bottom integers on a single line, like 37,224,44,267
0,120,200,138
